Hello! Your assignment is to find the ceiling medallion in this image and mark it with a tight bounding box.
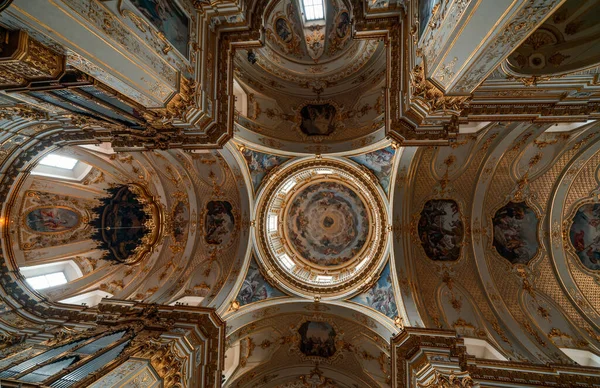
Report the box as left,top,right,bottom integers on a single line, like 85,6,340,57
254,158,388,298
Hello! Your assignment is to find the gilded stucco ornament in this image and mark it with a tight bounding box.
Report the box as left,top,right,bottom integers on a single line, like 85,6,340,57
419,371,474,388
410,65,469,113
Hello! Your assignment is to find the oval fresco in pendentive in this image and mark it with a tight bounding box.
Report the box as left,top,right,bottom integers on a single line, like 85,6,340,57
25,207,80,233
569,203,600,271
204,201,235,245
336,11,350,38
418,199,464,261
492,201,539,265
275,17,293,43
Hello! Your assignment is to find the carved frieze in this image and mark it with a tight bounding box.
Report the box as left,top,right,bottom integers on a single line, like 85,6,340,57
0,28,65,88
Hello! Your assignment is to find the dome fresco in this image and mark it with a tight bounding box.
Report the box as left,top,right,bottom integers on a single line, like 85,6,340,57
285,180,369,267
253,158,387,297
2,0,600,387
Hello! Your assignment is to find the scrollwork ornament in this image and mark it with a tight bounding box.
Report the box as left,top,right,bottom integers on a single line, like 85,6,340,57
410,65,470,114
419,371,474,388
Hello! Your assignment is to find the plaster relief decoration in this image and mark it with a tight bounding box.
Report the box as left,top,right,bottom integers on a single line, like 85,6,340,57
235,258,285,307
297,320,338,359
129,0,190,56
506,0,600,76
285,181,369,267
241,147,290,192
298,103,338,137
350,261,398,319
305,27,326,60
349,146,395,194
19,191,94,251
569,203,600,271
492,201,539,265
25,207,80,234
418,199,464,261
204,200,235,246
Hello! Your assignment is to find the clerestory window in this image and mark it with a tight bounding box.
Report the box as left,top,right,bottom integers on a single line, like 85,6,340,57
302,0,324,20
26,272,68,290
39,154,78,170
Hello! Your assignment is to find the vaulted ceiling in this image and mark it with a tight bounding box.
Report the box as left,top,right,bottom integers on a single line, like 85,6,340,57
0,0,600,387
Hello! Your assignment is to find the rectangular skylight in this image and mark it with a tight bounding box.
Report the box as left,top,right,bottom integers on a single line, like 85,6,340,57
316,275,333,283
39,154,78,170
303,0,324,20
281,254,295,270
317,169,333,175
268,215,278,231
26,272,67,290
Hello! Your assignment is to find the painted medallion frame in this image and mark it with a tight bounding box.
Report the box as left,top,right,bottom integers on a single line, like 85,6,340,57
23,206,83,235
291,316,344,364
200,199,240,249
412,194,468,264
489,197,543,268
564,195,600,280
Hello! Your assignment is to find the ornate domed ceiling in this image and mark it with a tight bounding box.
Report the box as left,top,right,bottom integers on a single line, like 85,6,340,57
2,0,600,387
253,157,388,297
233,0,386,151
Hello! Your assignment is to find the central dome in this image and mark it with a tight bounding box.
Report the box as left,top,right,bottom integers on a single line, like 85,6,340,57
254,158,388,298
285,181,369,267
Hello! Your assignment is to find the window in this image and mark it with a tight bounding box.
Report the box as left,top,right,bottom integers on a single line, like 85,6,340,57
39,154,78,170
32,153,92,181
21,261,82,291
463,338,507,361
302,0,324,20
21,261,82,283
26,272,68,290
560,348,600,367
59,290,113,308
